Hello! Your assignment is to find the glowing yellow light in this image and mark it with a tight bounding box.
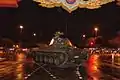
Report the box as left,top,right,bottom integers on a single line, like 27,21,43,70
13,45,15,47
16,45,19,48
94,27,98,31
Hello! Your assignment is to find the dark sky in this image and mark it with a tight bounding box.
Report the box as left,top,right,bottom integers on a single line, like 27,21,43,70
0,0,120,44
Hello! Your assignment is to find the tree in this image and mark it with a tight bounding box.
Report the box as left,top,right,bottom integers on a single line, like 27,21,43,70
108,32,120,47
1,38,14,48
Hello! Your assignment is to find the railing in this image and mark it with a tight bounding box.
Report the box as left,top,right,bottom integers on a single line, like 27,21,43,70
90,50,120,67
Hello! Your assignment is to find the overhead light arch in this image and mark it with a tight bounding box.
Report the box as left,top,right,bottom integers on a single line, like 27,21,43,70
33,0,115,13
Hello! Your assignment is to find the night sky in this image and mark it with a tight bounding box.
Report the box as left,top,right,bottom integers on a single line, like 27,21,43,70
0,0,120,44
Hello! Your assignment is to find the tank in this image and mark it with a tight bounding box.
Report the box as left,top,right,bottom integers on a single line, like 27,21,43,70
28,32,88,68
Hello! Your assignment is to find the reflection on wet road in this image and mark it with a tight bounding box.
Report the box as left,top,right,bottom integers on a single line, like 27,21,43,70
0,53,25,80
0,53,120,80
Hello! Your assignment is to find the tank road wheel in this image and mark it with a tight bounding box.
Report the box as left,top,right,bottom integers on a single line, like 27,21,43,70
44,56,49,63
35,53,40,62
54,58,60,65
60,54,64,60
48,57,54,64
40,55,43,63
35,55,40,62
59,54,65,62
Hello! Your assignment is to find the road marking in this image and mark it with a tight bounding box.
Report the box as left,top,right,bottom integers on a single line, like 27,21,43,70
76,66,83,80
34,62,65,80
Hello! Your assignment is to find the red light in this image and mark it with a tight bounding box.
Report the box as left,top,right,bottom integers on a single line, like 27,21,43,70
0,0,18,7
90,42,94,45
89,41,95,47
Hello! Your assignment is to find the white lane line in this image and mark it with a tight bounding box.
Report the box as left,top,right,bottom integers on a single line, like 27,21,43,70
34,62,62,80
24,66,41,79
24,62,45,79
76,66,83,80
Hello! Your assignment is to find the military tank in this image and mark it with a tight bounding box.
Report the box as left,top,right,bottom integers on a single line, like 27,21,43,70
28,32,88,68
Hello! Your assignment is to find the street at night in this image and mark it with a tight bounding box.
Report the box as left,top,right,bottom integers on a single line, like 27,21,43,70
0,0,120,80
0,52,120,80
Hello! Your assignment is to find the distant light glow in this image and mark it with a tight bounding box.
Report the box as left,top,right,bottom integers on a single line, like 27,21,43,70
22,48,28,51
20,25,23,29
94,27,98,31
33,33,36,36
16,45,19,48
82,34,86,38
90,42,94,45
0,47,4,49
49,38,54,45
9,48,14,51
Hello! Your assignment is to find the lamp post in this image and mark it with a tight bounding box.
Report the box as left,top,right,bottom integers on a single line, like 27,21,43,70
20,25,23,33
94,27,98,37
81,34,86,47
82,34,86,40
82,34,86,38
33,33,37,43
19,25,24,48
33,33,36,37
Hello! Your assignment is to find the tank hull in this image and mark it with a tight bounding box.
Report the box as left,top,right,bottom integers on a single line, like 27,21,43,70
28,32,88,68
28,49,88,68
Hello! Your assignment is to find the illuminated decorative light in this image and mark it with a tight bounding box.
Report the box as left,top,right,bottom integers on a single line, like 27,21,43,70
0,0,19,7
49,38,54,45
33,0,115,13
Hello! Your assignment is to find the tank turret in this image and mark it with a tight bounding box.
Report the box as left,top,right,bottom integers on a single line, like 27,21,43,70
28,31,88,68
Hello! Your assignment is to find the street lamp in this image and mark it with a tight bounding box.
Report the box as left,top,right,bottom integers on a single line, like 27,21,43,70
82,34,86,38
20,25,23,33
33,33,36,36
19,25,24,48
82,34,86,40
33,33,37,43
94,27,98,37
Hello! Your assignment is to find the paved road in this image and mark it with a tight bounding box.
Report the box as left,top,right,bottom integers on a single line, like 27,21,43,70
0,53,120,80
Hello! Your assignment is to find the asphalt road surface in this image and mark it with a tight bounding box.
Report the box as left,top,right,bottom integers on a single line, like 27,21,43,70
0,53,120,80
